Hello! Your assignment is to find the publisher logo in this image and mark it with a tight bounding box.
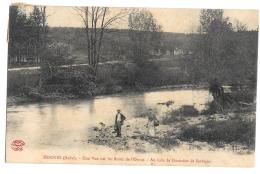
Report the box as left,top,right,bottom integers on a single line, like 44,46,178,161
11,140,25,151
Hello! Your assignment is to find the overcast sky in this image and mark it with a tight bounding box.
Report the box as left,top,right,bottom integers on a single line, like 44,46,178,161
22,5,258,33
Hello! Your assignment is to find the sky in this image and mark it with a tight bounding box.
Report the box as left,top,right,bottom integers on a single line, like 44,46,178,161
21,5,258,33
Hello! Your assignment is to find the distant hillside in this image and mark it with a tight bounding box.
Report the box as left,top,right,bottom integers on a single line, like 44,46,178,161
48,27,195,63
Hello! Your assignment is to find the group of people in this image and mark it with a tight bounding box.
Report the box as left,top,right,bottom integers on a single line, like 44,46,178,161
114,109,159,138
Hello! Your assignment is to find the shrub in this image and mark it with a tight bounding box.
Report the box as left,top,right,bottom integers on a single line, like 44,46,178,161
41,66,96,97
180,105,199,116
179,117,255,149
168,105,199,117
161,105,199,124
7,70,40,96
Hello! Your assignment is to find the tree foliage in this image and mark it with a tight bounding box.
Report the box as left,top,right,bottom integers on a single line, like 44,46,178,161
186,9,258,86
8,5,75,89
128,9,162,65
8,6,29,63
126,9,162,86
8,5,49,64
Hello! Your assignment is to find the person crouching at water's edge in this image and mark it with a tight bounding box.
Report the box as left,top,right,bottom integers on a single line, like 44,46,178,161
114,109,126,137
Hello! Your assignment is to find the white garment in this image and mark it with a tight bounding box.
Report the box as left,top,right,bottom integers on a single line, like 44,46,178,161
147,119,155,137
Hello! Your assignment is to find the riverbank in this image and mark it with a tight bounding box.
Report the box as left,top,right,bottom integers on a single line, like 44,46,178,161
7,83,208,106
6,87,256,166
88,110,255,154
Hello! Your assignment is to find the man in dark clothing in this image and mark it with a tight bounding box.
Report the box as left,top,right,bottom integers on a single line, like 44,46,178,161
114,109,126,137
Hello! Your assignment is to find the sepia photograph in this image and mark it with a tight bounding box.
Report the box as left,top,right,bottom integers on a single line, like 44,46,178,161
5,3,258,167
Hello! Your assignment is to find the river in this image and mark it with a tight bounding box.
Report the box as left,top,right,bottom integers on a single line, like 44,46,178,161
6,89,212,150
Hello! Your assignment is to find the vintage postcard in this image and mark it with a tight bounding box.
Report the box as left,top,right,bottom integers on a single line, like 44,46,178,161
6,3,258,167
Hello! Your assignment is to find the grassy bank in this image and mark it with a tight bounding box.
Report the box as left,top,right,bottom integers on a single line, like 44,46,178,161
86,87,256,153
88,110,255,153
179,115,255,150
7,59,194,104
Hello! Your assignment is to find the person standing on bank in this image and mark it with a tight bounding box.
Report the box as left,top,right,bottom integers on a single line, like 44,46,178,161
146,109,159,137
114,109,126,137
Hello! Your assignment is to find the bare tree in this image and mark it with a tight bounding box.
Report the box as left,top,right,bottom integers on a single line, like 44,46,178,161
234,19,248,32
74,7,128,74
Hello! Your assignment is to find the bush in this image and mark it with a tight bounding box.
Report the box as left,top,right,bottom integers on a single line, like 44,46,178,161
179,117,255,149
41,66,96,97
161,105,198,124
7,70,40,96
169,105,199,117
180,105,199,116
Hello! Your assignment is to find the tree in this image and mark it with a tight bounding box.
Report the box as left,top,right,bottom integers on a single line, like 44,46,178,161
27,6,57,87
185,9,257,87
8,5,49,65
26,6,48,64
234,19,248,32
199,9,224,33
127,9,162,86
8,6,28,63
74,7,128,75
28,6,48,56
128,9,162,65
186,9,235,83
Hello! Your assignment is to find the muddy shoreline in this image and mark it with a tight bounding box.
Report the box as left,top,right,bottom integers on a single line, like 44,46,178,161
88,111,255,154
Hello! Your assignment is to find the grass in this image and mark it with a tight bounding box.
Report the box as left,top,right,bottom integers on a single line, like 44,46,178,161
153,136,179,149
179,116,255,149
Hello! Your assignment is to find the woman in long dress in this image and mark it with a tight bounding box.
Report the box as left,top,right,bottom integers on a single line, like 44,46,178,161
147,112,156,137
